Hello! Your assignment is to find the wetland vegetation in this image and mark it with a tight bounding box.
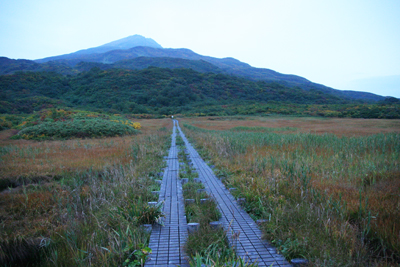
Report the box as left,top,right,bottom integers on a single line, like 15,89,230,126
0,119,170,266
180,116,400,266
1,115,399,266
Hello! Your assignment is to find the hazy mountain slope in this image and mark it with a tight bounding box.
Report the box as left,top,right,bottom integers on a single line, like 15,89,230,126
34,45,385,101
35,35,162,63
0,57,39,74
88,34,162,51
113,57,221,73
0,57,77,75
1,33,388,102
73,57,222,73
0,56,222,75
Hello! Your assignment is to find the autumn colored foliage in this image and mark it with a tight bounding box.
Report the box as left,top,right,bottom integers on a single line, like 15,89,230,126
181,116,400,266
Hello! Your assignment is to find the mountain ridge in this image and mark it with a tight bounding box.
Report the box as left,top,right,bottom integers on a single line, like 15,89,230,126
34,44,386,101
35,35,162,62
2,67,398,119
1,35,389,102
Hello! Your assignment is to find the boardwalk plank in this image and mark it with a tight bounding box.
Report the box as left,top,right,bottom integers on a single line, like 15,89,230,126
146,120,291,267
176,121,291,267
145,121,189,267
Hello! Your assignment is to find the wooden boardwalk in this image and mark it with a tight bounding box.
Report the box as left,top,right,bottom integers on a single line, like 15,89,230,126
146,120,292,266
146,120,189,266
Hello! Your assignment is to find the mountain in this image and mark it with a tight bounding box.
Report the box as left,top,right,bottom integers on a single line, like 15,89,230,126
0,57,77,75
113,57,221,73
93,35,162,50
35,35,162,63
35,45,385,101
2,67,398,119
0,67,348,114
0,56,222,75
0,35,388,102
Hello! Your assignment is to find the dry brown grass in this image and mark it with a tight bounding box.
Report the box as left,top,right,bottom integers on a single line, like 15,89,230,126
180,116,400,136
0,118,171,179
0,118,172,266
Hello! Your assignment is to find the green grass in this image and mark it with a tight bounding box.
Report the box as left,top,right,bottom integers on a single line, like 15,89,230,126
182,122,400,266
0,130,169,266
183,182,220,224
185,226,236,267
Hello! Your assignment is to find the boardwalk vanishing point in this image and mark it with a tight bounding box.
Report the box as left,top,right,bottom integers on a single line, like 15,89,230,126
145,120,292,267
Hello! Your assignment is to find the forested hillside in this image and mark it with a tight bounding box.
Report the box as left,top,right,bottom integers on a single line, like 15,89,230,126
1,67,399,118
0,67,343,112
1,45,387,103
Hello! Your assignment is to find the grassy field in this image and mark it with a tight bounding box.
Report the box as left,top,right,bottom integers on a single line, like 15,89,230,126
180,116,400,266
0,118,171,266
1,115,399,266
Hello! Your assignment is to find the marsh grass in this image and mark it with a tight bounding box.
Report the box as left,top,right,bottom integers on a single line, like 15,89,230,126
178,135,220,224
0,120,171,266
183,182,220,224
0,125,170,180
180,116,400,136
177,132,253,266
182,120,400,266
229,126,297,133
185,226,239,267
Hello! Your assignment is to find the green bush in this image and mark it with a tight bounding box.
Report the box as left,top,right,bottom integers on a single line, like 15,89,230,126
15,118,140,140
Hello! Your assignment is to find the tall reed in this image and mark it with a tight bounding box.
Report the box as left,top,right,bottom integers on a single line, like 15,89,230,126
0,130,170,266
183,123,400,266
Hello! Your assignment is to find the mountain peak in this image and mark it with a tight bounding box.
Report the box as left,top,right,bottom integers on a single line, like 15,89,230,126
36,34,162,61
99,35,162,49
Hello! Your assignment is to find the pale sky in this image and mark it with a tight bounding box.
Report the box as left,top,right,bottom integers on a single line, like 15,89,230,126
1,0,399,97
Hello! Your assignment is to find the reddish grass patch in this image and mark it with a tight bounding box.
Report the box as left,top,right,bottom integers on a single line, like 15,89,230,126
0,118,172,179
180,116,400,136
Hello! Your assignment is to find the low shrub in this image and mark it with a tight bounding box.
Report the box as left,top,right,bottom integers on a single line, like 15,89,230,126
14,118,140,140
